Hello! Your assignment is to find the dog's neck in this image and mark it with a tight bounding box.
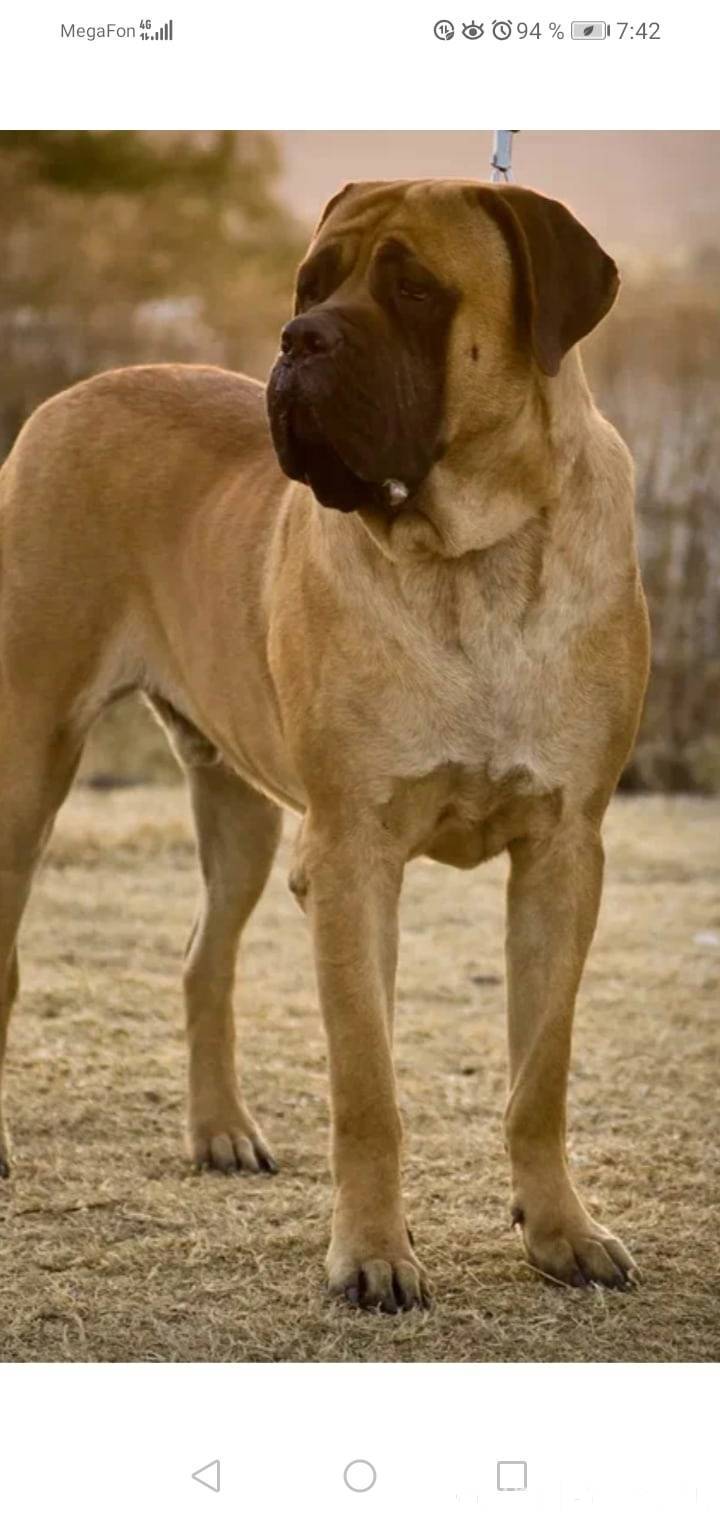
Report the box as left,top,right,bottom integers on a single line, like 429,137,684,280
356,349,598,564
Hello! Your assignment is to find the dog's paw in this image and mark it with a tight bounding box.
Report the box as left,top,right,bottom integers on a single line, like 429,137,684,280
189,1108,278,1175
514,1198,639,1290
327,1231,432,1314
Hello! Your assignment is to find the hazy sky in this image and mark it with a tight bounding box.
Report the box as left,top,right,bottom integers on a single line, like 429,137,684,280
276,132,720,257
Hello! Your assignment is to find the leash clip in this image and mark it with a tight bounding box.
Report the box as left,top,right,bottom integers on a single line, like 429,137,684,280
491,130,518,182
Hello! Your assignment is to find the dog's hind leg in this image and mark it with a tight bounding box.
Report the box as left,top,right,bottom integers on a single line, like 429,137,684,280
0,707,84,1176
180,751,283,1173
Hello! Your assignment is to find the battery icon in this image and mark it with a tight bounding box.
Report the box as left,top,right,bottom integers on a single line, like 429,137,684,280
571,20,608,37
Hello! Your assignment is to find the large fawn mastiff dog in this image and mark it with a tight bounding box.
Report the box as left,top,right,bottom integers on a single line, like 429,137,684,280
0,181,649,1311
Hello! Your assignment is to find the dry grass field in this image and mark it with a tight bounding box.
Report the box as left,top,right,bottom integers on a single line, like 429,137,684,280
0,784,718,1363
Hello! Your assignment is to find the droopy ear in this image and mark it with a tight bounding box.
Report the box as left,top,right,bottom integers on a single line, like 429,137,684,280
473,185,620,376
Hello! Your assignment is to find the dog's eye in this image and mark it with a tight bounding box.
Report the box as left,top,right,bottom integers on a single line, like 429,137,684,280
397,277,431,302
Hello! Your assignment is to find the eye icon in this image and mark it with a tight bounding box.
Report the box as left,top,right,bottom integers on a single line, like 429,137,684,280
462,19,484,37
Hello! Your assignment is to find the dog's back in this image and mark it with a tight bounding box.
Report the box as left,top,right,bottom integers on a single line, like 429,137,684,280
0,363,274,538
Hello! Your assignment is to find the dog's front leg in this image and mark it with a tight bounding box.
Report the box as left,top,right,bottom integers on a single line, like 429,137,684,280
291,813,430,1313
505,819,639,1289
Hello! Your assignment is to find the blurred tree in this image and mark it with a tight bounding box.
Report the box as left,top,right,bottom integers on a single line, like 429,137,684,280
0,130,304,455
587,277,720,793
691,242,720,289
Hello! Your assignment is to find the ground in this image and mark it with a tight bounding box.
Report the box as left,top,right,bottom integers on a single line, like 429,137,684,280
0,786,718,1362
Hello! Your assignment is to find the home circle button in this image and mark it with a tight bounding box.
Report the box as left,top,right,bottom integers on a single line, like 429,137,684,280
343,1459,377,1493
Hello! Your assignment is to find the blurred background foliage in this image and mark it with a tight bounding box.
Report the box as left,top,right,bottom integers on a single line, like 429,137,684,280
0,130,302,456
0,131,718,792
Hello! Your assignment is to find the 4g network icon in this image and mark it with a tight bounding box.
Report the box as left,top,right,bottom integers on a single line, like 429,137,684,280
139,16,174,40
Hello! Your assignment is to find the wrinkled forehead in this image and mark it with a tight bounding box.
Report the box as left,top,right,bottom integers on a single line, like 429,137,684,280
305,179,513,288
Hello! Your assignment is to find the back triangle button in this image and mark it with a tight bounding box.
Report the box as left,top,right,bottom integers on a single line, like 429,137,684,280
192,1460,221,1493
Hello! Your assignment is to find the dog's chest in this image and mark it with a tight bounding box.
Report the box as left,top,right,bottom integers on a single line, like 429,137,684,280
350,535,581,795
383,619,565,793
369,608,580,864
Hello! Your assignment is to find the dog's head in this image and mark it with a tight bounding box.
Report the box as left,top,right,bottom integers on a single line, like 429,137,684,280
266,180,619,514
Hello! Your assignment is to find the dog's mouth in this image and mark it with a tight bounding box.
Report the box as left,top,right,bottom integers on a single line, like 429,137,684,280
267,366,413,515
286,421,410,516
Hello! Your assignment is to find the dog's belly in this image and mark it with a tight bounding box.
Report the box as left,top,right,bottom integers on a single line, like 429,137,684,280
139,649,307,814
183,698,307,815
220,740,305,815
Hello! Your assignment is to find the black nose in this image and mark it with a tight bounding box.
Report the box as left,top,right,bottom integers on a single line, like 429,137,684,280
280,313,341,361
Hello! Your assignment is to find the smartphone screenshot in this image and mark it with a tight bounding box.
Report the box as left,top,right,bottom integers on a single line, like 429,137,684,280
0,2,717,1514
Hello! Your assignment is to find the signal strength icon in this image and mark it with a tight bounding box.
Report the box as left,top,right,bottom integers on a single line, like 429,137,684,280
149,19,173,39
